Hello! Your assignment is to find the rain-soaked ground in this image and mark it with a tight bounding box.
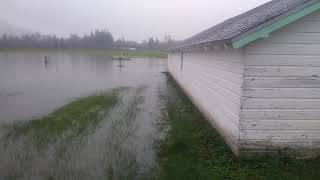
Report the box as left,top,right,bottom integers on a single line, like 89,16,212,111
1,52,319,180
0,52,169,179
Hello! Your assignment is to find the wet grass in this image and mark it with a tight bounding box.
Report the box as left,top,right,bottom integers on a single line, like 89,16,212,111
0,48,168,59
157,76,320,180
1,74,319,179
0,87,158,179
5,89,119,147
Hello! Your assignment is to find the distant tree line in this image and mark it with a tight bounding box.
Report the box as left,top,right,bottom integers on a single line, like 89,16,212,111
0,29,178,50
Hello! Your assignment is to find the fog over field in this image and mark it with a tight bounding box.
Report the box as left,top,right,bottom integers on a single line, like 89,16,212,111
1,0,320,179
1,0,269,41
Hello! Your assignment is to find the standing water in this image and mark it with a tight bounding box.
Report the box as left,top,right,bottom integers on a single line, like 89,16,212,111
0,51,169,179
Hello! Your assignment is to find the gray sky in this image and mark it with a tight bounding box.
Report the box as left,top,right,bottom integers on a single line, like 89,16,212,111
1,0,270,42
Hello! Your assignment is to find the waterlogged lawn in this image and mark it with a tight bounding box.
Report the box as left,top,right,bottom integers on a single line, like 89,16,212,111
5,90,119,148
157,77,320,180
0,77,319,180
0,87,161,179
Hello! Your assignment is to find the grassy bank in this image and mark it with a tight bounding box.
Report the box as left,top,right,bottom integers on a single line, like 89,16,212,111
0,48,168,59
157,77,320,180
5,90,119,147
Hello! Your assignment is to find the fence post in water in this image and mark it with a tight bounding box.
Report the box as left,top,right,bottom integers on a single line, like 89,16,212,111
180,51,184,70
44,56,48,69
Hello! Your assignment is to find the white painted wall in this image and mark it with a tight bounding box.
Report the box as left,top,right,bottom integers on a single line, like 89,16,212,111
168,48,244,154
169,11,320,158
241,11,320,158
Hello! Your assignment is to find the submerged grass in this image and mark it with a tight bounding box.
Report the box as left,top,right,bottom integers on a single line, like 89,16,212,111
0,48,168,59
5,89,119,147
157,76,320,180
0,87,156,179
1,74,319,179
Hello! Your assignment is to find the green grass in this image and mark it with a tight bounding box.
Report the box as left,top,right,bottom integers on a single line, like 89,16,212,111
0,48,168,59
157,77,320,180
6,89,119,147
71,49,168,59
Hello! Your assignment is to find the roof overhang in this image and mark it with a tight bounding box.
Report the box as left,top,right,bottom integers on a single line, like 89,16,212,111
169,40,231,51
232,0,320,48
171,0,320,51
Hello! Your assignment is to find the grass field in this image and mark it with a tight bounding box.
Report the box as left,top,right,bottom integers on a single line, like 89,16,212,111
0,48,168,59
157,76,320,180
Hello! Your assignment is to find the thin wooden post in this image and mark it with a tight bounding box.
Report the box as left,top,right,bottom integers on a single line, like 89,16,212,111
180,51,184,70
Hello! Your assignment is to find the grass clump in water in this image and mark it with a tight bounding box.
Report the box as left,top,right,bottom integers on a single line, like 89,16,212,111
6,89,119,147
157,77,320,180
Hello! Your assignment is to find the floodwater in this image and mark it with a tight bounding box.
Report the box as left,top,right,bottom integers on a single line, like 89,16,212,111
0,52,169,179
0,52,167,122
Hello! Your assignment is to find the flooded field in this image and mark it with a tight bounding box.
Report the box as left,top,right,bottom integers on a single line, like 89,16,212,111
1,51,319,180
0,52,166,122
0,52,168,179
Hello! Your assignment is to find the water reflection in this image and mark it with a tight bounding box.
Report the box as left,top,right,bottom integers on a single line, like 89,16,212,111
0,52,166,122
0,51,168,179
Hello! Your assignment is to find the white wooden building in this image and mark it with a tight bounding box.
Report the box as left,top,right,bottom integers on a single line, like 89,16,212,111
168,0,320,158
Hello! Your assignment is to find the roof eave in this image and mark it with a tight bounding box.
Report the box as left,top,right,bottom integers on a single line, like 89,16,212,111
170,39,232,51
231,0,320,49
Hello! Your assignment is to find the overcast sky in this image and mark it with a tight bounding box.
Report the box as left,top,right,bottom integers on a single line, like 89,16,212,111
1,0,270,42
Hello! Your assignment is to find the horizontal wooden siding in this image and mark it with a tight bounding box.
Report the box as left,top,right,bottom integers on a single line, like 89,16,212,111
168,48,244,154
241,11,320,158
